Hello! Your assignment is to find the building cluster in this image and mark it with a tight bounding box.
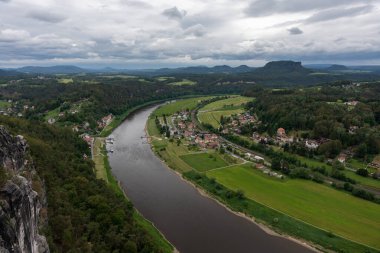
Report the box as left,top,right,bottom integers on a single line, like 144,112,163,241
221,112,257,134
0,100,35,117
251,127,294,146
97,114,113,129
168,110,222,150
81,134,94,147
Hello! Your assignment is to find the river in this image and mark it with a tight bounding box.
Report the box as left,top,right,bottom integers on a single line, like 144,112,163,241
108,105,314,253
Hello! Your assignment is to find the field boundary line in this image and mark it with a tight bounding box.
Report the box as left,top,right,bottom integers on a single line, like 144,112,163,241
207,161,249,172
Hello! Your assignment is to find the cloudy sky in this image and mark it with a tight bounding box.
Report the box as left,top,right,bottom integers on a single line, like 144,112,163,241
0,0,379,68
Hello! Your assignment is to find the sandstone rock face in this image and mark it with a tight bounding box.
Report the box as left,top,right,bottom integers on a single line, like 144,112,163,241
0,126,49,253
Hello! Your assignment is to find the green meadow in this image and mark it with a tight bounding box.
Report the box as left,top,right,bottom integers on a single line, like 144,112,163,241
201,96,254,111
152,96,215,116
180,152,228,172
207,164,380,249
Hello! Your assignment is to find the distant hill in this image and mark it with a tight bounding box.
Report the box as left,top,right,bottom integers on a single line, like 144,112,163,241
17,65,87,74
253,61,311,75
326,64,349,71
146,65,256,75
0,69,21,76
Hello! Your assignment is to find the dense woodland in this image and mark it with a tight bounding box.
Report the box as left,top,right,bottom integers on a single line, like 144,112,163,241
0,116,164,253
244,82,380,159
0,75,250,132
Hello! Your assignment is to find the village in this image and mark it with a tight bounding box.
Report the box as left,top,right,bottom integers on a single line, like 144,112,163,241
154,110,285,179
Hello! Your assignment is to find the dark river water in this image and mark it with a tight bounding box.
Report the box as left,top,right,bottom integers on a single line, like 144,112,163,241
108,105,314,253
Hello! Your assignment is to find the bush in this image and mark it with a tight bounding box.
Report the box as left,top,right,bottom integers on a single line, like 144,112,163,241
356,168,369,177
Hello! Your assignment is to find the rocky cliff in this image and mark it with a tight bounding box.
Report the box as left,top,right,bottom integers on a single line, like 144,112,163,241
0,126,49,253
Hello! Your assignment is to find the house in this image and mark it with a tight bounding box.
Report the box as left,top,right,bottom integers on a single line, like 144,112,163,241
253,155,265,162
47,118,56,124
337,154,346,163
222,128,229,134
305,140,319,149
178,121,186,129
102,114,113,125
344,101,359,106
349,126,359,134
277,128,286,137
82,134,94,147
184,130,193,138
187,123,195,130
207,141,219,149
256,163,266,170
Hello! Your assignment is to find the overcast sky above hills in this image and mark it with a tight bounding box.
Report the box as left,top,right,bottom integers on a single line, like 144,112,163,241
0,0,379,68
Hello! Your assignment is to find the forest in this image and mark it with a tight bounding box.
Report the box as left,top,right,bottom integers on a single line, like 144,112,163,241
0,116,166,253
244,82,380,159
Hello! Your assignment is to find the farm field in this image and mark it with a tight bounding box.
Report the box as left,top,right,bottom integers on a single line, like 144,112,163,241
57,78,73,84
207,164,380,248
200,96,254,111
152,96,215,116
0,100,10,108
168,79,196,86
198,109,244,128
180,152,228,172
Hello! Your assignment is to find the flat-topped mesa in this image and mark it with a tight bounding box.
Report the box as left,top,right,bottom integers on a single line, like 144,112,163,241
0,126,49,253
262,61,309,72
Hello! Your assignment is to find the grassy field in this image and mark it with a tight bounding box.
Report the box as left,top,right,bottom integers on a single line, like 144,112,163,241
207,164,380,249
201,96,254,111
57,78,73,84
156,76,174,81
93,138,108,182
198,109,244,128
152,96,215,116
168,79,197,86
180,152,228,172
44,107,60,121
151,138,194,173
0,100,10,108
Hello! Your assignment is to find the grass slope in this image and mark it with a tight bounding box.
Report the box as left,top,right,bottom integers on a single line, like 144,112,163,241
152,96,215,116
180,152,228,172
198,109,244,128
207,164,380,248
201,96,254,111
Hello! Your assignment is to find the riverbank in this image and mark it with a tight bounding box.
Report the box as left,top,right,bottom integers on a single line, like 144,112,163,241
146,103,380,253
145,120,321,253
100,94,221,137
92,137,175,253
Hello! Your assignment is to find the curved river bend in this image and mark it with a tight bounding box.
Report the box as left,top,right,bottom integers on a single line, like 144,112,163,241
108,105,314,253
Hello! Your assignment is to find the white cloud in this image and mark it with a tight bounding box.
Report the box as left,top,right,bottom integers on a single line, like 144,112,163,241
0,0,379,67
0,29,30,42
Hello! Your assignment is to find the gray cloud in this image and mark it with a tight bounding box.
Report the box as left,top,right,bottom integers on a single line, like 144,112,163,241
245,0,372,17
120,0,152,8
184,24,206,37
0,0,380,66
305,5,373,24
27,10,66,23
162,6,186,20
287,27,303,35
0,0,11,2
